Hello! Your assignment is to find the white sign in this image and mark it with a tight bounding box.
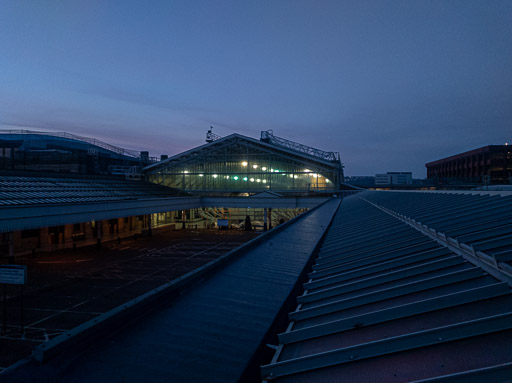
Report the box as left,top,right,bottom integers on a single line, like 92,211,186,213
0,265,27,285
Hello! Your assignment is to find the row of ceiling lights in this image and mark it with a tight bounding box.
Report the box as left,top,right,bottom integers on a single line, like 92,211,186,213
180,162,329,182
185,174,329,183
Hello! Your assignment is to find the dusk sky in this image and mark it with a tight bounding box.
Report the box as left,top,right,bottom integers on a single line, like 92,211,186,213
1,1,511,177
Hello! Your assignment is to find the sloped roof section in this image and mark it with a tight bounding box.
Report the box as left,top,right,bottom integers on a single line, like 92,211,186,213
262,190,512,382
0,174,181,206
143,133,343,173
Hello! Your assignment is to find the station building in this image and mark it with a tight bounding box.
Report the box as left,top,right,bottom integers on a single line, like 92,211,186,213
0,129,343,258
145,130,343,196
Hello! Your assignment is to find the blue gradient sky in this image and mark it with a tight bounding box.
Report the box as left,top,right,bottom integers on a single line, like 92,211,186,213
1,1,511,177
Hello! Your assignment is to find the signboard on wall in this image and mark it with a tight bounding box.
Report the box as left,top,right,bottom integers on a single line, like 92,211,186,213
0,265,27,285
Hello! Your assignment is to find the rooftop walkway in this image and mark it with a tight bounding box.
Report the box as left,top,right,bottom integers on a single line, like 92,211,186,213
3,198,340,382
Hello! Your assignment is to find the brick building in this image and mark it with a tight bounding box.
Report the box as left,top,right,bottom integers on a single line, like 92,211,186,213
426,145,512,185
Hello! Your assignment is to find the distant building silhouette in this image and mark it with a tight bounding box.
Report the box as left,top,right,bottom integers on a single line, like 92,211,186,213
0,130,152,176
426,145,512,185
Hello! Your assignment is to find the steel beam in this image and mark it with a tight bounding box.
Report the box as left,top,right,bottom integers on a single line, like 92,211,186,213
280,282,509,344
262,312,512,379
291,267,482,321
309,242,439,280
304,248,452,291
299,256,464,304
411,362,512,383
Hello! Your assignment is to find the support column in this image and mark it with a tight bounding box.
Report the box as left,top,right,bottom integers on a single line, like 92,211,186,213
8,232,14,264
148,214,153,237
96,220,102,249
264,208,268,231
268,208,273,230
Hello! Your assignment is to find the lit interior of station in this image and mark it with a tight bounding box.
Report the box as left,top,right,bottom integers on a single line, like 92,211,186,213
145,131,343,195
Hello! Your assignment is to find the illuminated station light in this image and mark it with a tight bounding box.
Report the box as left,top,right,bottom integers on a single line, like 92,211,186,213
233,176,239,180
252,164,258,169
261,167,267,171
213,174,218,178
243,177,248,181
242,161,248,167
250,178,255,182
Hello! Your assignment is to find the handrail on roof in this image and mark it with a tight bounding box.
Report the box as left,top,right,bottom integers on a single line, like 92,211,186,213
0,129,140,158
260,130,340,162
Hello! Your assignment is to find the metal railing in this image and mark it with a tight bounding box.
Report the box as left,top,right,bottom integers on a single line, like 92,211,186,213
260,130,340,162
0,129,140,158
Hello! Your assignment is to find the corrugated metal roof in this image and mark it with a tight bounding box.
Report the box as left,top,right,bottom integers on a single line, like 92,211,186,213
14,199,341,383
262,191,512,382
0,175,180,206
